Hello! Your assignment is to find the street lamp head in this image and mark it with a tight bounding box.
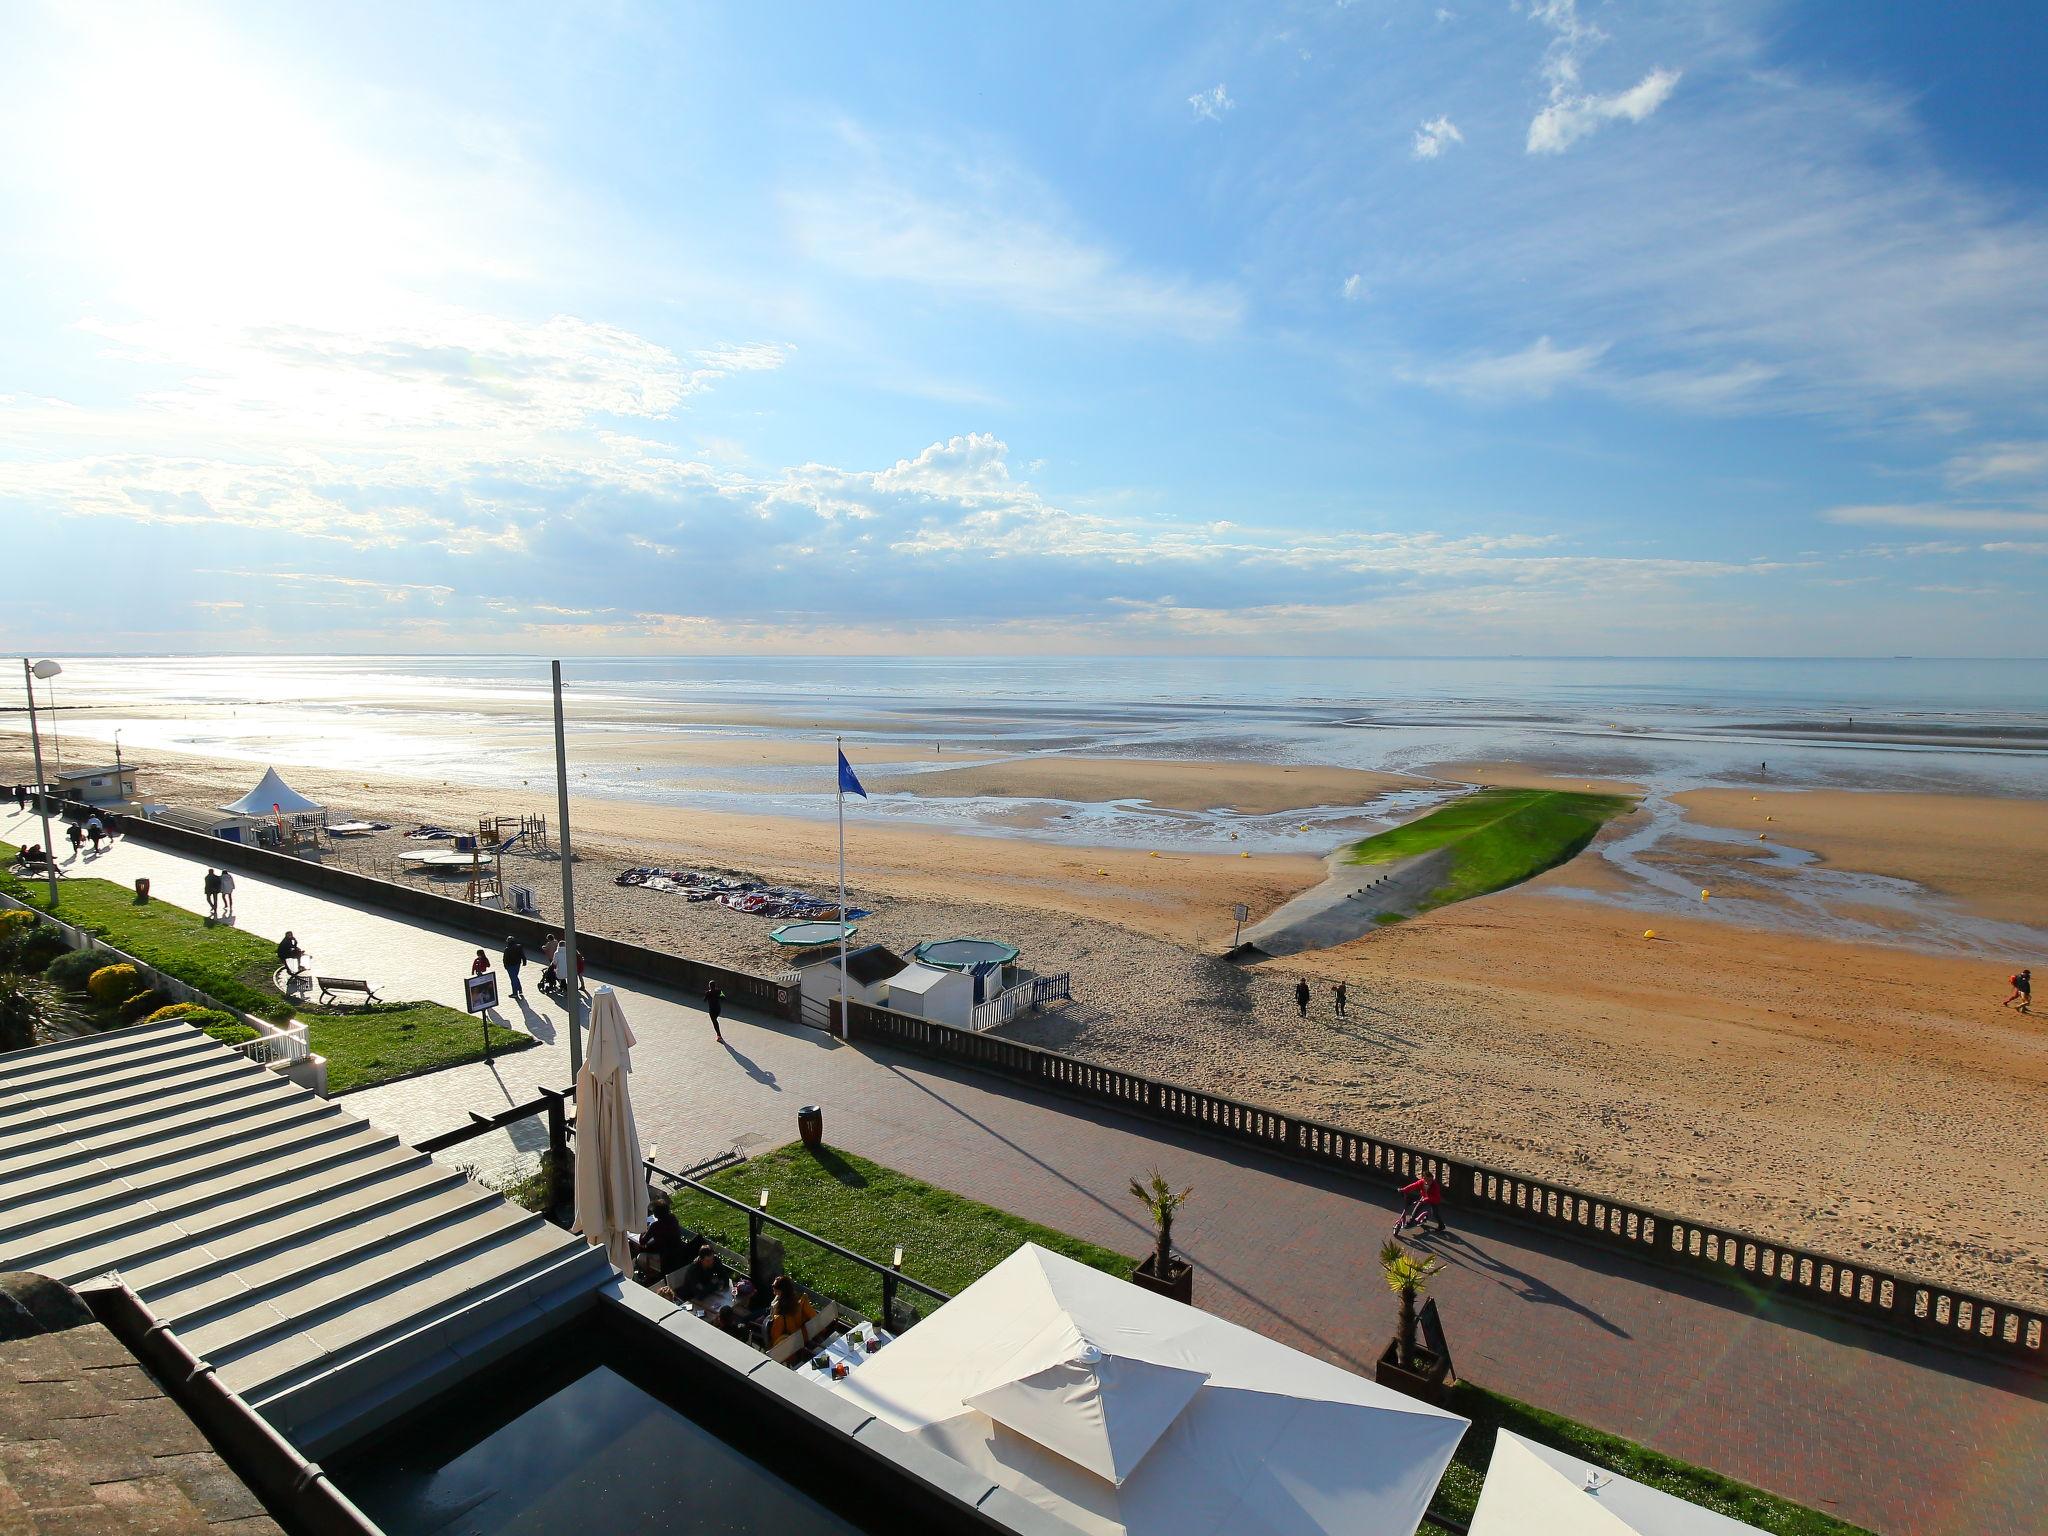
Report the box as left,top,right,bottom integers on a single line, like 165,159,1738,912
30,660,62,679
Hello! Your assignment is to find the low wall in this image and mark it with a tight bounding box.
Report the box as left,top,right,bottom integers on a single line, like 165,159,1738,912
847,1001,2047,1371
1,889,327,1096
113,813,802,1024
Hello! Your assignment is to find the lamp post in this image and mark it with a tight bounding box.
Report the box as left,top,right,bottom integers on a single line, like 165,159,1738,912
21,659,61,906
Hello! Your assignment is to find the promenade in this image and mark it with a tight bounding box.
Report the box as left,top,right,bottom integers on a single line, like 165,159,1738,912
8,806,2043,1536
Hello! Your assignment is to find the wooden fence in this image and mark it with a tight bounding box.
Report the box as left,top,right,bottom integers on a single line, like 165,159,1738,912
846,1002,2047,1369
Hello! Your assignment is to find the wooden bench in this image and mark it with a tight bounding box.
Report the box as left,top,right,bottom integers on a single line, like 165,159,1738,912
315,976,381,1007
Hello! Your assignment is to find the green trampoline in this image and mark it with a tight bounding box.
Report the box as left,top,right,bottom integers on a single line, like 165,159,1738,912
770,920,858,947
912,938,1020,971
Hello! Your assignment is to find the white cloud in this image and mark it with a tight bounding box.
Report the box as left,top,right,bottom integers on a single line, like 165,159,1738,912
1411,115,1464,161
1945,442,2048,485
1529,67,1680,154
1412,336,1608,400
1341,274,1366,302
1521,0,1678,154
783,133,1241,337
1824,504,2048,533
1189,84,1235,122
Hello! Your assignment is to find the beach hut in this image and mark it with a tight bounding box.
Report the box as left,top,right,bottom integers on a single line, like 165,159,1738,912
794,944,908,1016
1468,1431,1768,1534
875,961,975,1024
839,1243,1468,1536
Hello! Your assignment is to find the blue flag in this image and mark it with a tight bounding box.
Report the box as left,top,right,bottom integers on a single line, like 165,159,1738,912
837,750,867,798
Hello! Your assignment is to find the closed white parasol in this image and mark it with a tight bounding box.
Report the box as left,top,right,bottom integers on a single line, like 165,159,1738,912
573,987,647,1273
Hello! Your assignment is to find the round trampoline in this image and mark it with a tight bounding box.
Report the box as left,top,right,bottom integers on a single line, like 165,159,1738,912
912,938,1020,971
770,920,858,947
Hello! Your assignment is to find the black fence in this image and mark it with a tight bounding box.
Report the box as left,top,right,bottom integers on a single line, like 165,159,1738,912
846,1002,2047,1370
413,1086,950,1333
113,812,800,1024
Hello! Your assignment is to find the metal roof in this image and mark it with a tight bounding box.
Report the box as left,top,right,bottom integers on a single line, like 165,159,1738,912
0,1022,612,1457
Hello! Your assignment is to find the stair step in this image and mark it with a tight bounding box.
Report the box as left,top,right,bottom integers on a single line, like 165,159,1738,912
184,1205,556,1364
16,1135,429,1285
146,1181,507,1324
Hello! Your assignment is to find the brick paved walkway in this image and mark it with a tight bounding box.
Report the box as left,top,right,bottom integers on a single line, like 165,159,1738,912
12,808,2044,1536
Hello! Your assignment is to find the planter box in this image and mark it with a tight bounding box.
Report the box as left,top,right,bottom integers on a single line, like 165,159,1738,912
1129,1254,1194,1304
1374,1338,1451,1406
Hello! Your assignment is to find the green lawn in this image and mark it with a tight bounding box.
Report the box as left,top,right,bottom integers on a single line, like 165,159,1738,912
666,1142,1135,1327
1345,787,1633,913
0,845,532,1093
1429,1381,1873,1535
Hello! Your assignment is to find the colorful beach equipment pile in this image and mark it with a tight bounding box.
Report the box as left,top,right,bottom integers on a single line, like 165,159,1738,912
614,866,869,922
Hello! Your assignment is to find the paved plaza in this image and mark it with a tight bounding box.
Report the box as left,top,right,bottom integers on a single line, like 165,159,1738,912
6,806,2044,1536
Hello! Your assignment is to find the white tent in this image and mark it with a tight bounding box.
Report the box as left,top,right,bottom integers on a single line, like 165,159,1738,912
218,766,323,817
838,1243,1467,1536
573,988,646,1274
1469,1432,1768,1536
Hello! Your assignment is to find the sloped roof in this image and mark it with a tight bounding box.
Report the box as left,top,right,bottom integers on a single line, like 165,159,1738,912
218,767,322,816
833,944,909,987
0,1022,610,1458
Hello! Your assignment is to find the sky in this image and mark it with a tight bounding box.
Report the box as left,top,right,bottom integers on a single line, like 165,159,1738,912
2,0,2046,658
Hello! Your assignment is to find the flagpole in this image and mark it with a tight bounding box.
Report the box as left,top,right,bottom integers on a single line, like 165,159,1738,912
552,660,582,1079
836,735,848,1038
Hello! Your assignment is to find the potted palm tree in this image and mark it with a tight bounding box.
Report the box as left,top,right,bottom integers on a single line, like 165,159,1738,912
1373,1240,1450,1403
1128,1170,1194,1302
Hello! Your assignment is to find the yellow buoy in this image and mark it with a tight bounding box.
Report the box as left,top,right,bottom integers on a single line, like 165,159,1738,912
1765,815,1773,822
1240,851,1251,858
1700,888,1711,900
1758,832,1767,841
1149,851,1160,858
1097,868,1109,876
1643,928,1657,939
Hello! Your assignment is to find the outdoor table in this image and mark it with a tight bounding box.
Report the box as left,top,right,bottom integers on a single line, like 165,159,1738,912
674,1285,738,1321
812,1319,894,1387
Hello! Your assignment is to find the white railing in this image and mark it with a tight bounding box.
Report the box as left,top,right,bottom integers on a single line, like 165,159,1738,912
969,987,1028,1033
235,1021,311,1066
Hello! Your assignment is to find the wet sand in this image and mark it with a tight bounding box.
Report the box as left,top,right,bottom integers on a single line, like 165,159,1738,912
871,757,1430,815
5,736,2043,1303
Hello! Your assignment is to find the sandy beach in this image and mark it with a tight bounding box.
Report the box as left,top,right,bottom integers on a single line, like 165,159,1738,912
5,732,2043,1304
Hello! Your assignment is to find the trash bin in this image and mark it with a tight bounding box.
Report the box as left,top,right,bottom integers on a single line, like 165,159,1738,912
134,877,151,904
797,1105,824,1148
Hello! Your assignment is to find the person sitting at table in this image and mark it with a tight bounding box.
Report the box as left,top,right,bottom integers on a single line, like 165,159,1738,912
673,1242,729,1303
712,1304,747,1339
764,1275,817,1352
630,1193,689,1282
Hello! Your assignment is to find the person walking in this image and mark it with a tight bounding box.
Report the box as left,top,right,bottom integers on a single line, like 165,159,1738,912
538,933,560,997
65,822,84,859
704,979,725,1043
85,816,104,853
1293,978,1311,1019
217,868,236,919
503,935,527,999
1332,980,1348,1018
203,868,221,918
470,948,491,977
2006,968,2032,1013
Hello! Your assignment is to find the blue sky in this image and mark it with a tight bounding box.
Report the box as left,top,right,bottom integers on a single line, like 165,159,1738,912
2,0,2046,656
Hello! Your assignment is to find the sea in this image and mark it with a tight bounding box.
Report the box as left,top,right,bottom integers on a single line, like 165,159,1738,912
11,654,2043,950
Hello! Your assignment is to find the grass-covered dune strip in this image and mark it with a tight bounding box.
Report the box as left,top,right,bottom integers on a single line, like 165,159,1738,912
1345,788,1632,913
666,1142,1133,1324
0,844,532,1092
1430,1382,1873,1535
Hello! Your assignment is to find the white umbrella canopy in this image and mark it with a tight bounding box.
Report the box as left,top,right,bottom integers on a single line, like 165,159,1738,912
573,987,647,1273
218,766,323,816
839,1243,1468,1536
1469,1432,1769,1536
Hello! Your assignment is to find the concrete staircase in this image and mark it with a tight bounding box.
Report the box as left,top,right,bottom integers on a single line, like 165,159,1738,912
0,1021,613,1454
